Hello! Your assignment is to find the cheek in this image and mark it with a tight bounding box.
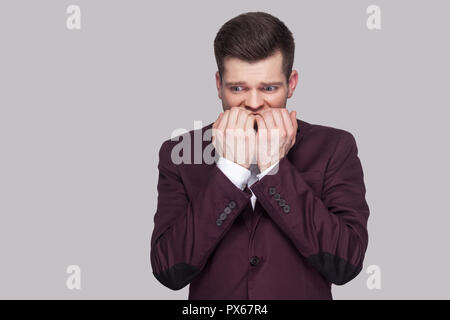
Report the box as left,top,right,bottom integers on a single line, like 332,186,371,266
267,92,287,107
223,91,241,106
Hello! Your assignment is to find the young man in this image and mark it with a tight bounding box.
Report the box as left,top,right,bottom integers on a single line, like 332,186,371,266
150,11,370,300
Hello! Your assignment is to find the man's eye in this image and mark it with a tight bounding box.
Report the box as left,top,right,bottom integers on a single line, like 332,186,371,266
263,86,277,92
230,86,244,92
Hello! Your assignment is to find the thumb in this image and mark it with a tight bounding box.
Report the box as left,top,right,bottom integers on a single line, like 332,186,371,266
290,111,297,147
290,110,297,122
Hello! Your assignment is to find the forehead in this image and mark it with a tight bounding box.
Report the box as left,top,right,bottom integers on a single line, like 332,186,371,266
222,50,284,84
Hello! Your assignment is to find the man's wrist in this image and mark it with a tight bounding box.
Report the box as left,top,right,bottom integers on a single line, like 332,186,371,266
257,160,280,180
216,156,251,190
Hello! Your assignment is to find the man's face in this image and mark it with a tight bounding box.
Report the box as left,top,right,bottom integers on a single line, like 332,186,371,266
215,49,298,115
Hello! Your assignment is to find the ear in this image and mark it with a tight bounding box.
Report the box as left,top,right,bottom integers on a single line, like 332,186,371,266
215,71,223,99
287,70,299,99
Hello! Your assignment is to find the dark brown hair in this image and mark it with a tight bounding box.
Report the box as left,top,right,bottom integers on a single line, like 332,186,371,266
214,11,295,84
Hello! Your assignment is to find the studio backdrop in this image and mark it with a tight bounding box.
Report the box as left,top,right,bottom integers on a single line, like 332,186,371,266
0,0,449,299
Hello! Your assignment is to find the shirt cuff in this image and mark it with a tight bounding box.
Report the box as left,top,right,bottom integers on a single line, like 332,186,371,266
256,160,280,180
216,156,251,190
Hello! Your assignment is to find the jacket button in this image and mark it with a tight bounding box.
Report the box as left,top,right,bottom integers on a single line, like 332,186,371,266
224,206,232,214
228,201,236,209
269,187,276,195
278,199,286,206
283,205,290,213
216,219,223,226
274,193,281,201
219,212,227,220
249,256,260,266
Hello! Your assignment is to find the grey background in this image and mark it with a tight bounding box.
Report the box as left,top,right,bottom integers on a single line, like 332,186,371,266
0,0,449,299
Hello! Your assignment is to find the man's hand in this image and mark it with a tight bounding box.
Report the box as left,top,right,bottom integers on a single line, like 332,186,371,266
255,108,297,172
212,107,256,169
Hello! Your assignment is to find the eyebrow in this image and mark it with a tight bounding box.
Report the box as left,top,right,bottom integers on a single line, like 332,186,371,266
224,81,284,86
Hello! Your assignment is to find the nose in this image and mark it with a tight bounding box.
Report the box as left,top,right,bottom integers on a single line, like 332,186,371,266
244,89,264,113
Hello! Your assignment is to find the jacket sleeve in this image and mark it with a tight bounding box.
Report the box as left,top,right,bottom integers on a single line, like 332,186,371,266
150,140,252,290
250,131,370,285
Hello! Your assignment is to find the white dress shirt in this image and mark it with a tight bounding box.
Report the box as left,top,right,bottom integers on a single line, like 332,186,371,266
216,157,280,210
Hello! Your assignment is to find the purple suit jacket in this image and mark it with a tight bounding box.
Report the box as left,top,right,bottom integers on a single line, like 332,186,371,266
150,119,370,300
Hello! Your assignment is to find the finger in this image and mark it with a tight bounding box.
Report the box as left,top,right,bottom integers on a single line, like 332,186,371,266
244,115,256,164
217,110,229,131
216,111,229,155
261,109,276,131
281,109,295,146
244,114,255,131
280,109,295,148
227,107,239,129
236,111,250,164
255,115,267,147
290,110,298,146
212,113,225,157
280,109,294,136
261,110,277,152
290,110,298,132
212,112,223,144
255,114,266,131
272,108,287,139
213,112,223,130
236,109,248,130
254,114,268,166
